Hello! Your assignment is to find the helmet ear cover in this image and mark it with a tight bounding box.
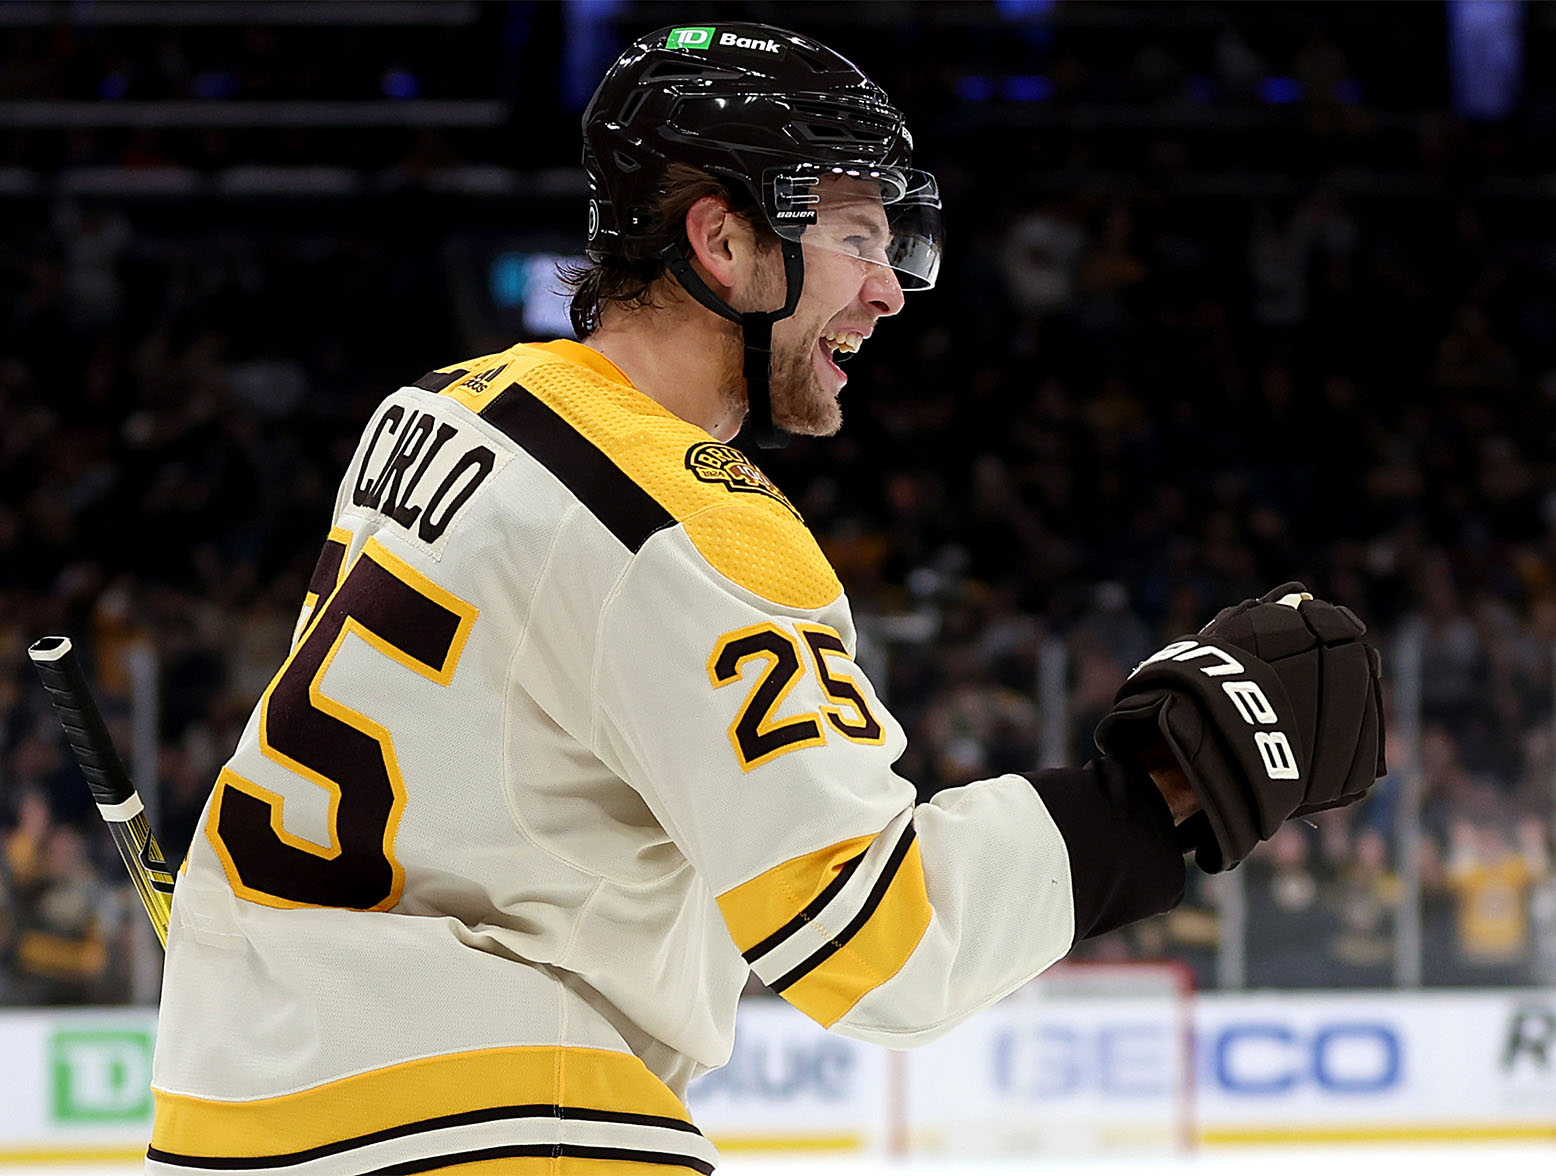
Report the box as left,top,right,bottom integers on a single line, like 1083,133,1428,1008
586,160,765,264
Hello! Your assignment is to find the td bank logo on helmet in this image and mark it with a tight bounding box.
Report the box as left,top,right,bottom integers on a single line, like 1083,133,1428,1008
667,26,781,53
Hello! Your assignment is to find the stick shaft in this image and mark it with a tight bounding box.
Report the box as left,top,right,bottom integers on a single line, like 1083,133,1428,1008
27,635,174,947
105,811,174,948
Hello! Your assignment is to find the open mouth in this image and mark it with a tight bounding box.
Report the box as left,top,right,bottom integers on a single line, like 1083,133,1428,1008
816,327,863,384
821,328,864,360
815,336,846,383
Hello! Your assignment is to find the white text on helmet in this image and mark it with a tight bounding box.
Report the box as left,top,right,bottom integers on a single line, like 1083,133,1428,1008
719,32,781,54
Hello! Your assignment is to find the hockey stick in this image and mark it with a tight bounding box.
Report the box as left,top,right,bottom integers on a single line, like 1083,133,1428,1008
27,635,175,947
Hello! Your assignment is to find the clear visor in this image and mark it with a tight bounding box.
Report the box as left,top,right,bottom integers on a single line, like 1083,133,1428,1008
762,163,942,291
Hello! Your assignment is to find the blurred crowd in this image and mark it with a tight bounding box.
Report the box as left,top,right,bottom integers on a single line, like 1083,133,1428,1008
3,2,1556,1002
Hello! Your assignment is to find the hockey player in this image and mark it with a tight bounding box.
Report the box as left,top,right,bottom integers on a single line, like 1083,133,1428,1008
147,24,1385,1175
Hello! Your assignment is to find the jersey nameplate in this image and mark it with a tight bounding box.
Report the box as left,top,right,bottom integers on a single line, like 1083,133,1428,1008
685,442,800,519
351,398,508,549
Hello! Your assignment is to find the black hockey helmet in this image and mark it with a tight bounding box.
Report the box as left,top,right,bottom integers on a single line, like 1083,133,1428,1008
582,23,941,447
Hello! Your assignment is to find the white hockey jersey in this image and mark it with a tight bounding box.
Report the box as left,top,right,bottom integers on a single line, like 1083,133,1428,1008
149,340,1184,1175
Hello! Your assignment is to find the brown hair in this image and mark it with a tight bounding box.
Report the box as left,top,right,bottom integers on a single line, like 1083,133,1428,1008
563,163,778,338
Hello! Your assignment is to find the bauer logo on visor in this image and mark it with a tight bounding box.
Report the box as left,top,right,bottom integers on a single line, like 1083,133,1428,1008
763,163,943,290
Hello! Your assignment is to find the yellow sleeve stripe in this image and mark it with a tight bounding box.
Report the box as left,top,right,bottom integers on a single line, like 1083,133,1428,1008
716,832,876,956
717,827,933,1030
151,1045,692,1158
770,828,930,1028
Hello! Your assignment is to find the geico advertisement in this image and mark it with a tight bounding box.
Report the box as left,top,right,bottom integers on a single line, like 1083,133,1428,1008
903,991,1188,1153
689,988,1556,1146
1196,991,1556,1133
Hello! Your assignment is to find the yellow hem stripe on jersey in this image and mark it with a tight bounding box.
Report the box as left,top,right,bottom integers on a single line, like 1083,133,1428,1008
151,1045,695,1158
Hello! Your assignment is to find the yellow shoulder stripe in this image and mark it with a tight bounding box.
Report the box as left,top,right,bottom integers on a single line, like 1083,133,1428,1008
428,340,841,609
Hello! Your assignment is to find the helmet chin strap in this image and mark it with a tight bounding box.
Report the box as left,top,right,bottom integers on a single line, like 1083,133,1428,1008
658,238,805,450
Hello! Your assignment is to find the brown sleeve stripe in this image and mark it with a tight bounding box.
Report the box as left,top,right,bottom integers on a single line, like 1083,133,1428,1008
773,827,931,1028
740,846,869,965
716,832,876,956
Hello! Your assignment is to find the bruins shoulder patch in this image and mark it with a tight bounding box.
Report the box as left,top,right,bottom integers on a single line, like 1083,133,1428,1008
686,442,800,519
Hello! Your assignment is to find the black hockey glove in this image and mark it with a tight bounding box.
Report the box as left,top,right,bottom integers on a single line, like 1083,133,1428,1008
1094,583,1386,872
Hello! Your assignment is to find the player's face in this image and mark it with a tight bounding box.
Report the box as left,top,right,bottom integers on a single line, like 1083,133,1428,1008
750,179,907,436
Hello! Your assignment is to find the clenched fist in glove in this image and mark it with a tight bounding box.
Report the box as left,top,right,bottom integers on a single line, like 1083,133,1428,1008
1094,583,1386,872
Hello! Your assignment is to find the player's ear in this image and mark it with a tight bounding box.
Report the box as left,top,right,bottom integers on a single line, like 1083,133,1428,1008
682,195,745,292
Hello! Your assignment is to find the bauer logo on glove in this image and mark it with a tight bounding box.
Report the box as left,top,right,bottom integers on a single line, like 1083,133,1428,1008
1095,582,1386,872
1135,638,1301,783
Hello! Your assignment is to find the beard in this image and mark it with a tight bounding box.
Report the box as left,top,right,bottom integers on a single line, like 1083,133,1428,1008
721,259,842,440
768,331,842,437
715,324,841,439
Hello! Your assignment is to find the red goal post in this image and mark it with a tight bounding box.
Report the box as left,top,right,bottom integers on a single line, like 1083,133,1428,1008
889,959,1198,1157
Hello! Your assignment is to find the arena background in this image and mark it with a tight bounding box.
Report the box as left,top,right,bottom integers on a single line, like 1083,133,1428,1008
0,0,1553,1166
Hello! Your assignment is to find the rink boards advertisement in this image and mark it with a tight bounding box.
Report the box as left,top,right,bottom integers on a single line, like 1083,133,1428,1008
688,988,1556,1152
0,1007,158,1161
1,990,1553,1159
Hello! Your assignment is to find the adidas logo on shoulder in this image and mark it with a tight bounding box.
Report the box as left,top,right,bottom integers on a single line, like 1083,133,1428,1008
459,363,508,395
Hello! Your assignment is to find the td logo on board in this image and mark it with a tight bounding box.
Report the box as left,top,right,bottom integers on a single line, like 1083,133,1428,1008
50,1029,154,1122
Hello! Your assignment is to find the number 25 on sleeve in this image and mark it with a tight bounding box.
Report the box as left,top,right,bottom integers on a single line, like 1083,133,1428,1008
707,622,884,771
